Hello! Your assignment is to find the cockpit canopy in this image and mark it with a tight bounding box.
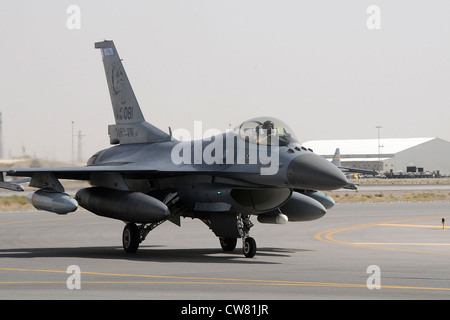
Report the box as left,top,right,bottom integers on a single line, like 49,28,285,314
236,117,299,146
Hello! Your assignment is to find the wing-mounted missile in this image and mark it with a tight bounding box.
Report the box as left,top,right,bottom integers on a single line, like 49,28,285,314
0,180,25,192
75,187,169,223
0,172,27,192
259,191,326,223
27,189,78,214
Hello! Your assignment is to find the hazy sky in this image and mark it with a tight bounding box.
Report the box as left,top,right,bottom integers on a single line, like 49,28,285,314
1,1,449,162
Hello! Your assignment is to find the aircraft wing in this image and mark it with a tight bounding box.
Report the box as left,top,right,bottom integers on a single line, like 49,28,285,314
331,148,378,176
1,166,128,180
338,166,379,176
0,162,263,192
0,166,151,192
1,162,262,177
342,182,358,190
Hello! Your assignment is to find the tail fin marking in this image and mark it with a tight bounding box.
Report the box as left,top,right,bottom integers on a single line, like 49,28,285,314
95,40,170,144
331,148,342,167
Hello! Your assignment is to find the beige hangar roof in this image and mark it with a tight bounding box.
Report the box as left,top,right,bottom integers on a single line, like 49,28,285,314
302,138,436,157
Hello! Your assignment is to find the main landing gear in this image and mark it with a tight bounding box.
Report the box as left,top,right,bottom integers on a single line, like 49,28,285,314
121,214,258,258
122,223,140,253
122,220,165,254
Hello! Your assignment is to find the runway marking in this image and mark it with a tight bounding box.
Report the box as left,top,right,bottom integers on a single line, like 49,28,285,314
3,212,450,292
354,243,450,245
2,267,450,291
379,223,444,228
315,216,450,254
0,211,96,227
0,216,93,226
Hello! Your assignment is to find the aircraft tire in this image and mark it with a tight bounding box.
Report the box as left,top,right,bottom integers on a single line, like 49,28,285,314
243,237,256,258
219,237,237,251
123,223,140,253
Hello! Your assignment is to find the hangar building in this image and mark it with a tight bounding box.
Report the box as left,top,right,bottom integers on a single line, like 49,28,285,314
302,137,450,175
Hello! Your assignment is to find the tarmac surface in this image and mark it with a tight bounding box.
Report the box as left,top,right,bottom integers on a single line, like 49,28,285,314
1,201,450,301
356,183,450,191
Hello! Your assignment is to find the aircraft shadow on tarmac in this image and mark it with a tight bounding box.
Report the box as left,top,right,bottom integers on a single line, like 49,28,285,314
0,246,312,264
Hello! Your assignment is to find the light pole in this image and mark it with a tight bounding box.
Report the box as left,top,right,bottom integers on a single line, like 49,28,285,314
376,125,382,171
71,121,74,164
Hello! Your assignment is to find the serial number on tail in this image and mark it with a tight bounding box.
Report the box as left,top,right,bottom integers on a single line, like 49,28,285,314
114,127,135,138
119,106,134,120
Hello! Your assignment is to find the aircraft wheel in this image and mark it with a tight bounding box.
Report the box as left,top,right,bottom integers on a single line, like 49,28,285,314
243,237,256,258
123,223,140,253
219,237,237,251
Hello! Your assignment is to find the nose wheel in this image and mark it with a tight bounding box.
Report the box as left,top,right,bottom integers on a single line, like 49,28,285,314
238,214,257,258
242,237,257,258
217,215,257,258
219,235,257,258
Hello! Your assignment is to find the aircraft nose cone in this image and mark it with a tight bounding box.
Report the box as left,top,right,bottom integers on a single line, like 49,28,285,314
287,154,348,190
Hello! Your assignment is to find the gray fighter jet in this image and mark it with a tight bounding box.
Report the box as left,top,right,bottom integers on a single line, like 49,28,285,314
331,148,379,176
0,41,347,258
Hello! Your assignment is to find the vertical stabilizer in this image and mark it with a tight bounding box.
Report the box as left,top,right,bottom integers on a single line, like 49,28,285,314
331,148,341,167
95,40,170,144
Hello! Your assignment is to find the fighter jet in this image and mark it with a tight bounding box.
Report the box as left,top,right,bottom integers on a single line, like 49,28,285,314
330,148,379,190
0,40,348,258
331,148,379,176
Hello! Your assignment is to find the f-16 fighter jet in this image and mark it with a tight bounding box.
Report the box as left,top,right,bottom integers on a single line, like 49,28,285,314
0,41,347,258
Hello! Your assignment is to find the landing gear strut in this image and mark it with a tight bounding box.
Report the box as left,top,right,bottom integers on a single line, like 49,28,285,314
238,214,256,258
215,214,257,258
122,220,166,253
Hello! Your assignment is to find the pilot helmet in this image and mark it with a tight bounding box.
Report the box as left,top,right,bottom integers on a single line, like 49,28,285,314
262,120,274,129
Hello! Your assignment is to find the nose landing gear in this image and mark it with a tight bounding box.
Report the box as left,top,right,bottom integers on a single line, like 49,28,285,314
242,236,257,258
217,214,257,258
238,214,256,258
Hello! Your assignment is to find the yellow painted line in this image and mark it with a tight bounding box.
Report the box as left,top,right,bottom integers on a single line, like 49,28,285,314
0,267,366,285
354,243,450,246
0,267,362,287
0,215,94,226
315,216,450,255
1,267,450,291
379,223,443,228
3,214,450,291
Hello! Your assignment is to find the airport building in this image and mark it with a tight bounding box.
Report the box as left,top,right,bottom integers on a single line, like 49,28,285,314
302,137,450,176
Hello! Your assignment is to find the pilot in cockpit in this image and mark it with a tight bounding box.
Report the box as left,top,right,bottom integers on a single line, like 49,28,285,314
237,117,298,147
256,120,275,145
